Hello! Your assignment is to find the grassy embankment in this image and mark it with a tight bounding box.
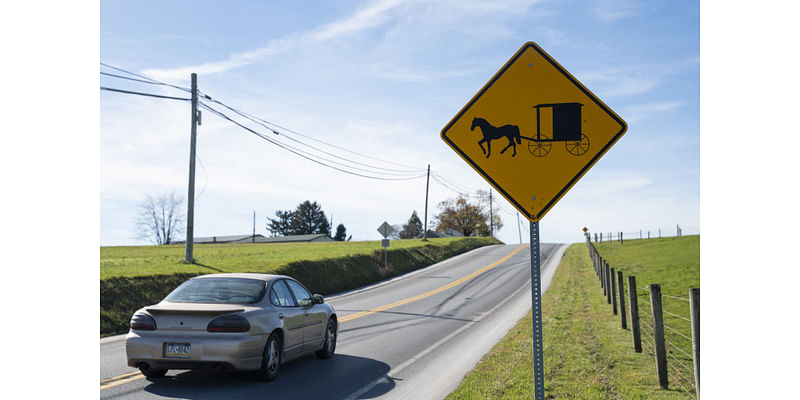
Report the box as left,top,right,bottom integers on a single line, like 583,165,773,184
101,237,501,336
448,235,699,399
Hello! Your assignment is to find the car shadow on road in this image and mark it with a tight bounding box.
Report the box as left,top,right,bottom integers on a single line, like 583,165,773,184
141,353,392,399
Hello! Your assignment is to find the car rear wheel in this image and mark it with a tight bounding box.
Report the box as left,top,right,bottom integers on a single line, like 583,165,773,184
315,318,337,359
254,332,281,381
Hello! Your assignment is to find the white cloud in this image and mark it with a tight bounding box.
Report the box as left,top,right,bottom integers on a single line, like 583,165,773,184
592,0,644,22
579,67,662,97
622,101,683,123
143,0,409,81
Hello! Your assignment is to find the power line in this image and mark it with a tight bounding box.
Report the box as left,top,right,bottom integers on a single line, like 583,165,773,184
198,102,423,178
199,96,424,176
100,71,166,86
100,62,191,92
198,92,427,173
100,86,191,101
198,102,427,181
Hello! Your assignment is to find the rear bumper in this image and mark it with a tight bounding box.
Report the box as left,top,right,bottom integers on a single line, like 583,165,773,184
125,330,267,371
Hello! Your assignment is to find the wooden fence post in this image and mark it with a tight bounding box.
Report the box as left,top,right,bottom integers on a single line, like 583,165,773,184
629,276,642,352
618,270,627,329
690,288,700,399
605,262,612,305
650,284,669,389
601,257,607,294
611,267,618,315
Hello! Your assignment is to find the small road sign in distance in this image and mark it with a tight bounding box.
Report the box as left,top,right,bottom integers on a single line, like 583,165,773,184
377,221,394,238
441,41,627,222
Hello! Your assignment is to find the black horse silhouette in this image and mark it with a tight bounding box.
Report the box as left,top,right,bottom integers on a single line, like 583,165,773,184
470,117,522,158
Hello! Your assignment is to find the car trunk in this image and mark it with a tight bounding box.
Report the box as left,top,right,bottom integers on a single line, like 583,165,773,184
146,302,249,332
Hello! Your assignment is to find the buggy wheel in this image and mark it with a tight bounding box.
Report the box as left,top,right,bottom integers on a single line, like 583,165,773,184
527,135,551,157
565,134,590,156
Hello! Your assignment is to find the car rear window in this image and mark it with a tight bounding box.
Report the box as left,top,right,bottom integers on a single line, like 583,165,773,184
164,278,266,304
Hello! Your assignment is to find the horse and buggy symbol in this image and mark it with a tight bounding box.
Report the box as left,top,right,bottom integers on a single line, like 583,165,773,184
470,102,590,158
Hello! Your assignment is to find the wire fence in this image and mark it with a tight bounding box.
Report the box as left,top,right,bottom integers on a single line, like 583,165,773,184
589,225,700,243
586,234,699,399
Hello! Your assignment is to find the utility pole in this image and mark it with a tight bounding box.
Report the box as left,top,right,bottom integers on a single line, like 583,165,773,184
423,164,430,241
252,211,256,242
489,189,494,237
184,73,198,263
517,212,522,244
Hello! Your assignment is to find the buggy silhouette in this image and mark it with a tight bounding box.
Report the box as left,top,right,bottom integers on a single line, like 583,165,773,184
522,102,590,157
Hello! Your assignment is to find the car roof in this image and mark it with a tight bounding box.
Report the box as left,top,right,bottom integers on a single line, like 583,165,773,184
191,273,288,282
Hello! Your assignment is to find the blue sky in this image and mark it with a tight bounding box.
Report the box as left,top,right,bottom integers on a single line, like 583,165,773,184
99,0,699,245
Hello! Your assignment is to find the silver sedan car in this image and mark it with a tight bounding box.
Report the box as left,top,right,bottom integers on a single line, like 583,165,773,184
125,273,338,381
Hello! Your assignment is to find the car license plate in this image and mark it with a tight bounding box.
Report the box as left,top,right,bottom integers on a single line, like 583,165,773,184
165,343,191,358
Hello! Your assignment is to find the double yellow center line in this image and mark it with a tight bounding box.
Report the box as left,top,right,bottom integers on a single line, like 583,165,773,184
101,244,527,390
100,370,146,390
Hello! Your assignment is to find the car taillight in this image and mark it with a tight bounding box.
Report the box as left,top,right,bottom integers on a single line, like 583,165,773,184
207,314,250,333
130,313,157,331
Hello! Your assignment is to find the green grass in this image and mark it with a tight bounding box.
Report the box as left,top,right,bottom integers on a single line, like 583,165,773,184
100,237,501,336
101,237,466,279
447,236,699,399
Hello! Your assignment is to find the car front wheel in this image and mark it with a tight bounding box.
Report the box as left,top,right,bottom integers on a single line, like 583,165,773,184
315,318,337,359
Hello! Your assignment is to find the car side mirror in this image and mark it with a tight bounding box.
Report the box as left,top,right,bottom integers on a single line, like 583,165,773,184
312,294,324,305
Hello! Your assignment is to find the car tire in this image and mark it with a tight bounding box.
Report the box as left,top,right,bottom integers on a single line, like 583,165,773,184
139,365,168,379
254,332,281,381
315,318,337,359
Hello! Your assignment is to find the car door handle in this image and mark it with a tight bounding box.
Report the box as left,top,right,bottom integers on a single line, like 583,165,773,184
278,313,284,319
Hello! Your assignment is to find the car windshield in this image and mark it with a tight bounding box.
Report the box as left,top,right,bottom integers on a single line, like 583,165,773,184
164,278,266,304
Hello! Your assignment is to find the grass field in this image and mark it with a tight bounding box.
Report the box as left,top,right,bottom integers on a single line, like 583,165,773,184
447,235,699,399
101,237,466,279
100,237,500,336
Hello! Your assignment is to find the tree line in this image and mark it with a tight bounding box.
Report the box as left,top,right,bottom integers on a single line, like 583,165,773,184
135,192,500,245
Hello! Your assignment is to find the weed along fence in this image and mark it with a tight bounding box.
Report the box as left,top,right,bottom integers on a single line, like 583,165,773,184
585,233,700,399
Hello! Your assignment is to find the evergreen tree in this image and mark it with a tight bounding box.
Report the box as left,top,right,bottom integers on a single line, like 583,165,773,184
266,200,331,236
334,224,347,241
399,210,423,239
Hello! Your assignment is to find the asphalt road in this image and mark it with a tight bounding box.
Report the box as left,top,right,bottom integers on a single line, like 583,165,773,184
100,243,567,399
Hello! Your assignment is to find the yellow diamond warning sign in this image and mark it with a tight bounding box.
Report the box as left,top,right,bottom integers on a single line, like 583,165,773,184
441,42,627,222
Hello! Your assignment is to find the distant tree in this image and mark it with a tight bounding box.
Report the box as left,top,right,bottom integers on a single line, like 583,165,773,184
389,224,403,240
266,210,294,236
292,200,330,235
476,212,504,237
334,224,347,241
267,200,331,236
399,210,423,239
135,192,185,245
433,194,501,237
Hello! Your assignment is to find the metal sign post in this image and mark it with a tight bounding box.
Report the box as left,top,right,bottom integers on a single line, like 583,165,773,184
377,222,395,268
530,221,544,398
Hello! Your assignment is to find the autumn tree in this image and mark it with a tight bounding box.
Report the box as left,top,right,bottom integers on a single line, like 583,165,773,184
433,194,501,237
